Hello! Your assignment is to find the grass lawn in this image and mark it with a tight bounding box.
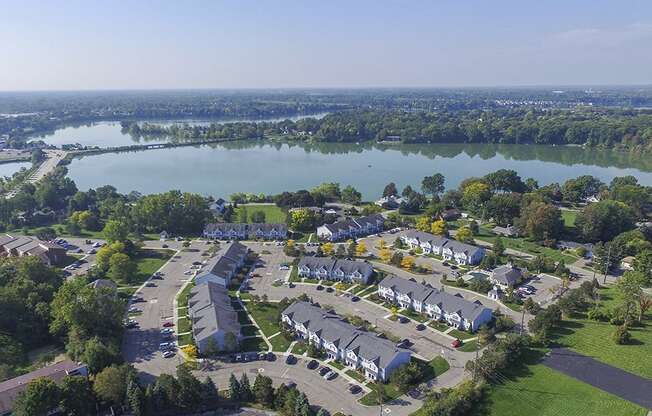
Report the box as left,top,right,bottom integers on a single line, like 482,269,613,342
177,317,191,334
427,356,450,378
448,328,475,340
329,360,345,370
401,308,429,323
355,285,378,297
177,333,193,347
117,286,138,297
429,320,450,332
291,342,308,355
237,310,253,325
241,325,259,337
561,209,578,229
132,249,174,284
245,302,283,338
234,204,287,223
502,300,523,312
269,334,293,352
359,383,403,406
475,226,577,264
550,287,652,379
288,266,300,282
480,350,647,416
240,337,267,352
458,339,478,352
345,369,367,383
176,283,194,309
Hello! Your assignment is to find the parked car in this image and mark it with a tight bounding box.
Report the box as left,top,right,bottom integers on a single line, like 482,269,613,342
316,285,324,291
416,323,426,331
145,282,156,287
162,322,174,328
162,244,169,248
87,248,96,254
285,354,297,365
318,366,330,376
398,316,409,324
285,381,297,389
351,296,360,302
307,359,319,370
324,371,337,380
326,287,334,293
92,242,101,248
279,265,290,271
266,352,276,361
348,384,362,394
451,339,462,348
162,351,175,358
132,296,144,303
160,328,174,334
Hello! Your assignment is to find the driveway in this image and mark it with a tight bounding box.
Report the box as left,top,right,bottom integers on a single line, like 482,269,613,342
542,348,652,410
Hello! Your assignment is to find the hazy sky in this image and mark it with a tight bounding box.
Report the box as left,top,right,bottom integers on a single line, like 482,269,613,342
2,0,652,90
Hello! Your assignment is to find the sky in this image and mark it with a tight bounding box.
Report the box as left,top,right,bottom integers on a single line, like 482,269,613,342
1,0,652,90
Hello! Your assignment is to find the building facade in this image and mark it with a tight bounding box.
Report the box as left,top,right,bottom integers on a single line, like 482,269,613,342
378,275,493,332
203,223,287,240
400,230,485,265
194,241,249,287
188,281,241,353
316,214,385,242
282,302,411,382
297,257,373,284
0,234,67,266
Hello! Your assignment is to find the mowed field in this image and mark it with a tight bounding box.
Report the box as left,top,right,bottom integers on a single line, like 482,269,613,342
234,204,287,223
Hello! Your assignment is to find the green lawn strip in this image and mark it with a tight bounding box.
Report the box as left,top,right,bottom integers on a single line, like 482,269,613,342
291,342,308,355
177,333,193,347
550,288,652,379
475,226,577,264
359,383,403,406
234,204,287,223
427,356,450,378
345,369,367,383
117,286,138,296
428,320,450,332
177,317,191,334
447,328,475,340
240,337,267,352
458,339,478,352
400,308,428,323
269,334,293,352
481,350,647,416
132,249,174,284
329,360,345,370
176,282,194,309
502,300,523,312
561,209,578,230
245,301,283,338
357,285,378,297
320,280,335,286
288,266,300,282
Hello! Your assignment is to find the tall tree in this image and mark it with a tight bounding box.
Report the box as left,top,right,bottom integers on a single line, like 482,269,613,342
421,173,445,197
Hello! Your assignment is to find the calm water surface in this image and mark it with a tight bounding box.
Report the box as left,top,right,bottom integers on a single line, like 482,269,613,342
0,161,31,178
66,141,652,200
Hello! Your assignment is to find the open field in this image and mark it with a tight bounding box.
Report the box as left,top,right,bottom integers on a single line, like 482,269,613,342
234,204,287,223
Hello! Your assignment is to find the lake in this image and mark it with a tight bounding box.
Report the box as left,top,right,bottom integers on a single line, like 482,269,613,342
33,113,329,148
0,161,31,179
66,140,652,200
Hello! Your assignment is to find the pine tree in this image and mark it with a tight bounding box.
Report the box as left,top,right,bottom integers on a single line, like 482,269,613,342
229,374,240,401
126,381,145,416
239,373,252,402
200,376,219,409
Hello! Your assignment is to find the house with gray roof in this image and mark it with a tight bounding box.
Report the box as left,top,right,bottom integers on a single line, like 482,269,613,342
490,264,524,289
203,223,288,240
0,234,66,266
188,281,241,353
281,302,411,382
194,241,248,287
400,230,484,265
378,275,493,331
316,214,385,242
248,223,288,240
297,257,373,284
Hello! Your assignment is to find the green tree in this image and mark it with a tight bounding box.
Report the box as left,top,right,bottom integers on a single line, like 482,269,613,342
12,377,60,416
126,380,146,416
239,373,253,402
456,226,474,243
517,201,563,242
59,376,95,416
103,218,130,243
341,185,362,204
250,210,266,223
177,365,202,411
108,252,137,284
253,374,274,406
575,200,636,242
200,377,219,409
228,374,240,401
383,182,398,197
493,237,505,257
421,173,446,197
93,364,135,405
461,180,492,215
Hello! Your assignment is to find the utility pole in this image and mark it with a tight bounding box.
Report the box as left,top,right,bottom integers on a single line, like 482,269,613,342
520,307,525,335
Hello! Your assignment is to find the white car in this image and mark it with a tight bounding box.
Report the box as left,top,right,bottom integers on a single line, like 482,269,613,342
128,307,139,314
323,371,336,380
162,350,175,358
279,265,290,271
184,270,193,275
160,328,174,334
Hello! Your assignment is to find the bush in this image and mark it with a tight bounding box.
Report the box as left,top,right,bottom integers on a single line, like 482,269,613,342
612,326,631,345
587,308,609,322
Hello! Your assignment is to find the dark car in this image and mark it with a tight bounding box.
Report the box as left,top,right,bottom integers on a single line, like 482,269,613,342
351,296,360,302
318,366,330,376
442,261,449,266
285,354,297,365
307,359,319,370
266,352,276,361
316,285,324,291
162,244,169,248
258,352,267,360
398,316,409,324
288,283,295,288
326,287,334,293
451,339,462,348
348,384,362,394
398,338,413,348
416,323,426,331
285,381,297,389
450,265,458,270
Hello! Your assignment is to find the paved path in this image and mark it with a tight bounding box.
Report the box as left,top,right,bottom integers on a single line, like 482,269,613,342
542,348,652,410
5,149,67,198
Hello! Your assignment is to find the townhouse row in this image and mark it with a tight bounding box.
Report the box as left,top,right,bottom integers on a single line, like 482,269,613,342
378,275,493,332
194,241,249,288
282,301,411,382
0,234,67,266
401,230,485,265
203,223,288,240
188,281,242,354
297,256,374,284
316,214,385,242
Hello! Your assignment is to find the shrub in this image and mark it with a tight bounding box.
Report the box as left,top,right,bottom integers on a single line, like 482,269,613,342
612,326,631,345
587,308,608,321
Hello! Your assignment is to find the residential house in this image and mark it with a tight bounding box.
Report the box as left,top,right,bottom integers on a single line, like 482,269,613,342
203,223,287,240
378,275,493,331
281,302,411,382
487,286,504,301
159,230,169,241
0,360,88,415
621,256,635,271
203,223,248,240
0,234,67,266
209,198,227,214
489,264,524,289
297,257,373,284
316,214,385,242
188,282,241,353
375,195,406,210
400,230,485,265
440,208,461,221
194,241,248,287
557,240,594,259
89,279,118,292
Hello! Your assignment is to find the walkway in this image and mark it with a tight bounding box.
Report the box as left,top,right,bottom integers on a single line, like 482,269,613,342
542,348,652,410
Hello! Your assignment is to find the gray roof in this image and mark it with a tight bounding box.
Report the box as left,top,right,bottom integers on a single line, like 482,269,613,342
189,282,240,342
206,255,237,278
402,230,448,246
282,301,408,368
491,265,523,286
89,279,117,291
204,223,248,233
320,218,359,234
298,257,336,273
249,223,287,233
354,214,385,228
378,275,491,321
442,238,483,257
320,214,384,234
222,241,248,262
332,259,373,276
